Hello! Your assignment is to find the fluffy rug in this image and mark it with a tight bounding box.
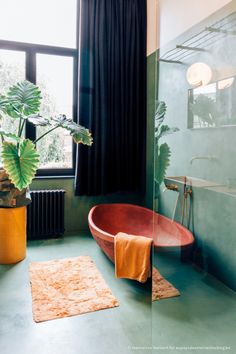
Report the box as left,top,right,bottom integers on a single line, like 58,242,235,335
29,256,119,322
152,267,180,301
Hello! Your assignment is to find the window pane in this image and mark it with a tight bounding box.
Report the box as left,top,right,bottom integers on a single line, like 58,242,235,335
0,50,25,166
0,0,77,48
36,54,74,169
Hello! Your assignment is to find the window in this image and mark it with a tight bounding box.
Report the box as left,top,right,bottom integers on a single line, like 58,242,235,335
37,55,74,170
0,50,25,166
0,0,78,176
0,0,77,48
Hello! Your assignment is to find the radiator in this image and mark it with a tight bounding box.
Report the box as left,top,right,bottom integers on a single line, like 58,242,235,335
27,190,66,240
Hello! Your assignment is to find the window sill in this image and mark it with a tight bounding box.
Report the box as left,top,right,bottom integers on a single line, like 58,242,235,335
34,175,75,180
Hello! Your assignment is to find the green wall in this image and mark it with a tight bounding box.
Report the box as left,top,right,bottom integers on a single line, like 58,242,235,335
157,13,236,290
145,51,157,209
31,178,144,233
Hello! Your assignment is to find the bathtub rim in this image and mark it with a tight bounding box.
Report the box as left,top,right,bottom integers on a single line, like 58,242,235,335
88,203,155,242
88,203,194,247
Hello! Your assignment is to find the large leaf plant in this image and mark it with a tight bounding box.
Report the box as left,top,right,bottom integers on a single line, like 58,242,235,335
154,101,179,197
0,80,92,191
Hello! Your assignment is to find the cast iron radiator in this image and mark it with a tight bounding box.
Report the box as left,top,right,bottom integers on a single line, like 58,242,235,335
27,190,66,240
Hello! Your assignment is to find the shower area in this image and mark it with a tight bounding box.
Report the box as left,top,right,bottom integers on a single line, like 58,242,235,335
154,0,236,291
152,1,236,349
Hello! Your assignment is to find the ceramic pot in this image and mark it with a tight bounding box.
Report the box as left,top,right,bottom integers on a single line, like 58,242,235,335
0,206,27,264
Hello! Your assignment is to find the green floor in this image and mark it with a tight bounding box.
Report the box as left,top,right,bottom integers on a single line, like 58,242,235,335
0,235,235,354
153,251,236,354
0,235,151,354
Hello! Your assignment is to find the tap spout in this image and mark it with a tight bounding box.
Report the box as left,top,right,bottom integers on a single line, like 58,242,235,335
164,183,179,192
190,155,218,164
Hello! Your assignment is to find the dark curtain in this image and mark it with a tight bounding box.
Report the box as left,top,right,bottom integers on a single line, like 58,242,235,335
75,0,147,196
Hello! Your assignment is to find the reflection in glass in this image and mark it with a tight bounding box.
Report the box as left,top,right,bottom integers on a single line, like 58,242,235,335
0,50,25,166
188,76,236,128
154,6,236,350
186,62,212,87
36,54,74,169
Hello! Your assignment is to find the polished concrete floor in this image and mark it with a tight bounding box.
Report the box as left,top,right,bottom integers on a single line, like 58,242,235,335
153,250,236,354
0,235,151,354
0,235,235,354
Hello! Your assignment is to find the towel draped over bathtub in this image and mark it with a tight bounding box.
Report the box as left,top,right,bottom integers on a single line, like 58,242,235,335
114,232,152,283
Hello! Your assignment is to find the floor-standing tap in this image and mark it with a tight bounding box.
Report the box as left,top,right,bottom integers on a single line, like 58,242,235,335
181,177,192,226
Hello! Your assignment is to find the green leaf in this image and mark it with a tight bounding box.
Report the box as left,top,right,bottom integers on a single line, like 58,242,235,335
0,130,21,142
155,101,167,129
2,139,40,190
155,143,171,185
52,115,93,146
189,94,219,126
0,94,8,111
27,114,50,126
72,127,93,145
5,81,42,118
157,124,179,139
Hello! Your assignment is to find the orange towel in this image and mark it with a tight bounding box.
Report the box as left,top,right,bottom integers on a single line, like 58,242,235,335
114,232,152,283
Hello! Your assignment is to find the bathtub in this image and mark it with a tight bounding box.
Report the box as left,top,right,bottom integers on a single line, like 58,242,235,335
88,203,194,262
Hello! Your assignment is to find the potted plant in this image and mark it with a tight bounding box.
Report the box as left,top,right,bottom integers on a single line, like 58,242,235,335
0,80,92,264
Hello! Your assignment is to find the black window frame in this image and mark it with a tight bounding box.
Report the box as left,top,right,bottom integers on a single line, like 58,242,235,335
0,0,79,177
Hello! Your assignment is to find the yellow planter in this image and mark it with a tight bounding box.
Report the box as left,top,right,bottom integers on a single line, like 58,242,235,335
0,206,27,264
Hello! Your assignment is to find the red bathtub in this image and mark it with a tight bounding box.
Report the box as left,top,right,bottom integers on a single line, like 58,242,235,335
88,204,194,262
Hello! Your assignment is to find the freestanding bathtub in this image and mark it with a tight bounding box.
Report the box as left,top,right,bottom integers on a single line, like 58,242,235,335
88,203,194,263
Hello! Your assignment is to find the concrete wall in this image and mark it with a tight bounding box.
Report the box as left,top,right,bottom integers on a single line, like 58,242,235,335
157,1,236,290
31,178,143,234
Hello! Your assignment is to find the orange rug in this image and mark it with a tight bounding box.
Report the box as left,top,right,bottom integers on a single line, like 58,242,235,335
29,256,119,322
152,267,180,301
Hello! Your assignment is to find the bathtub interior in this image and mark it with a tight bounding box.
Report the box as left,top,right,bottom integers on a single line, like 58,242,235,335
154,216,194,247
90,204,194,247
91,204,155,237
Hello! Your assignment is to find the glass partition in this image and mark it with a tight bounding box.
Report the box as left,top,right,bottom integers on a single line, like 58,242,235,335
152,2,236,351
188,76,236,129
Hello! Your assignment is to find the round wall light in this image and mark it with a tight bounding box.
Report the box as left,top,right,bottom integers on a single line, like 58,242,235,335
186,62,212,87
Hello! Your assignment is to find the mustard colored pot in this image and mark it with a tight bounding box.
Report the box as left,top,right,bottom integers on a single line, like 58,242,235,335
0,206,27,264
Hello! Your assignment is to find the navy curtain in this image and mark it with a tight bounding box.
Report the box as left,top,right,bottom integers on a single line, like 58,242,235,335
75,0,147,196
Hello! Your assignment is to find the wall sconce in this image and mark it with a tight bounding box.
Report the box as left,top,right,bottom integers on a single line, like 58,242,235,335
186,62,212,87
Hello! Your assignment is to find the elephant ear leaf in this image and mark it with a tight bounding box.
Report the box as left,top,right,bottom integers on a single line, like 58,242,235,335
70,124,93,145
5,80,42,118
27,114,49,126
0,130,21,142
155,101,167,129
0,95,8,112
52,115,93,146
157,124,179,139
2,139,40,190
155,143,171,185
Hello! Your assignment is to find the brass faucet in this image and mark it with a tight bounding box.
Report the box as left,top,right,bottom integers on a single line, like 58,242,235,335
181,177,192,226
163,183,179,192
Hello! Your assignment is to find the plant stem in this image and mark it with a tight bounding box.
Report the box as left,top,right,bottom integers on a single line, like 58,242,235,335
17,116,22,138
17,116,23,152
33,125,59,144
19,119,25,138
